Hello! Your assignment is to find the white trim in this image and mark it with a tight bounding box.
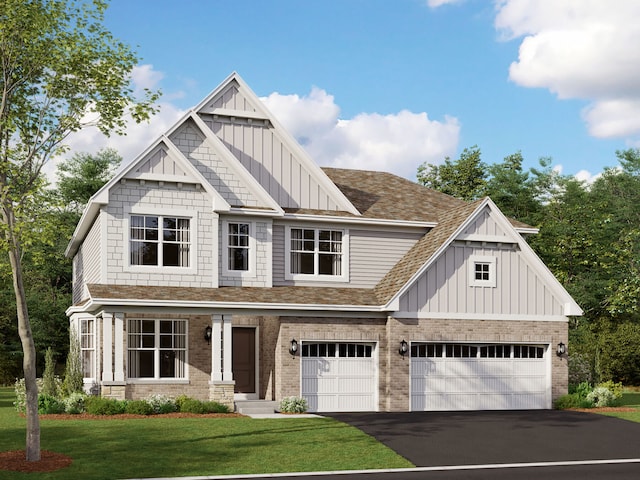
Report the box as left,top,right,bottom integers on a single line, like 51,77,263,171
393,311,570,322
123,208,198,275
222,219,257,279
284,225,349,283
283,212,436,229
457,234,517,243
468,255,497,288
102,313,113,382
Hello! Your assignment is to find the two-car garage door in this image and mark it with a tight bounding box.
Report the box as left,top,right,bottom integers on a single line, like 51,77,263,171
411,343,550,411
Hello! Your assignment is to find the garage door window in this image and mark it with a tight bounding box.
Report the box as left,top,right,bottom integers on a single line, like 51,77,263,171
303,342,372,358
410,343,545,359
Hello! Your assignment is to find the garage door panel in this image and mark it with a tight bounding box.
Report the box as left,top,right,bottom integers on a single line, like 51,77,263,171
411,343,549,411
302,342,376,412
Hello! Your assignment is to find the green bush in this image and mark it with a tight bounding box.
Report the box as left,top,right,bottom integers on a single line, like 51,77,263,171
279,396,308,413
597,380,623,400
587,386,616,407
125,400,153,415
63,392,87,414
42,348,59,398
146,394,177,414
178,398,229,414
85,396,127,415
554,393,594,409
38,394,65,414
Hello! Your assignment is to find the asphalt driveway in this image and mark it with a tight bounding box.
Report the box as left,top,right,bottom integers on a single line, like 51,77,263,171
327,410,640,467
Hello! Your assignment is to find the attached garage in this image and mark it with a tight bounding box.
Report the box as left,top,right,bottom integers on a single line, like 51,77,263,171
301,342,377,412
410,343,550,411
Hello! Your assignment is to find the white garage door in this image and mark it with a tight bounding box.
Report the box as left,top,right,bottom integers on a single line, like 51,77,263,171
301,342,376,412
411,343,549,411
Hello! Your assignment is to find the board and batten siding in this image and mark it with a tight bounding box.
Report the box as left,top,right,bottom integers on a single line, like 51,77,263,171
273,224,423,288
200,113,344,212
399,242,564,316
72,214,102,304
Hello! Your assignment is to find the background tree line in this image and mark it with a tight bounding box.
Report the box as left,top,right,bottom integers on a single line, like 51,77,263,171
0,149,121,385
418,146,640,385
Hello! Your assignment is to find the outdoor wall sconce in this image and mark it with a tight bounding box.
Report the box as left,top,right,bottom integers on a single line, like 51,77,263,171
204,326,212,345
556,342,566,357
399,339,408,357
289,339,298,356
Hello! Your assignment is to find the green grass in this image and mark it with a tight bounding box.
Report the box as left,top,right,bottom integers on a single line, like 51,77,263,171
0,387,412,479
591,391,640,423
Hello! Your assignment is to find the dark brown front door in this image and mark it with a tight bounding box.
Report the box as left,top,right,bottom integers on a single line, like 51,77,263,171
232,327,256,394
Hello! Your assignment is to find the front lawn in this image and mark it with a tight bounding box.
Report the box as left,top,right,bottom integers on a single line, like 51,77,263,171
0,387,412,479
597,391,640,423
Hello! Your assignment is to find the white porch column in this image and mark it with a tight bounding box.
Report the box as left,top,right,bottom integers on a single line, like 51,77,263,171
211,314,223,382
114,313,125,382
101,313,113,382
222,314,233,382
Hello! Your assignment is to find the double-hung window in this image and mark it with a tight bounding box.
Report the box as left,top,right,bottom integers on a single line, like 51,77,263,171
228,222,250,271
288,227,345,278
127,319,187,379
130,215,190,267
80,319,95,379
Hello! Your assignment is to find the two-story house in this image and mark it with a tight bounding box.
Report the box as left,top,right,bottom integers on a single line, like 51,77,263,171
65,72,582,413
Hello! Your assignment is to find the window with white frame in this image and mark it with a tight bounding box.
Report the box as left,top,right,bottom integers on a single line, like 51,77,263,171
227,222,250,271
288,228,344,278
469,255,496,287
130,215,190,267
80,319,95,379
127,319,187,379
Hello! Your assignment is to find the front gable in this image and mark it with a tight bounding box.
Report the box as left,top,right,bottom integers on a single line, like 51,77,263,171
389,199,582,319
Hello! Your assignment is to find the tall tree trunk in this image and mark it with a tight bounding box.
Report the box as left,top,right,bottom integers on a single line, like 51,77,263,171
4,208,40,461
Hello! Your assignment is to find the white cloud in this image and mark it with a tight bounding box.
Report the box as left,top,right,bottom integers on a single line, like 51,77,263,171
263,89,460,180
131,64,164,94
495,0,640,139
427,0,464,7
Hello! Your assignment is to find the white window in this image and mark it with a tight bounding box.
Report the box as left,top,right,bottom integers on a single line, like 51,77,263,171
130,215,190,267
80,319,95,379
127,319,187,379
222,220,256,276
469,255,496,287
286,227,346,280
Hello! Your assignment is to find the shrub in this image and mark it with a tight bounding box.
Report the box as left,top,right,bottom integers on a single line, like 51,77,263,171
64,392,87,414
178,398,229,414
125,400,154,415
597,380,623,400
85,396,127,415
42,348,59,398
587,386,616,407
554,393,594,409
174,394,191,411
279,396,308,414
62,326,84,396
146,394,177,414
38,394,65,414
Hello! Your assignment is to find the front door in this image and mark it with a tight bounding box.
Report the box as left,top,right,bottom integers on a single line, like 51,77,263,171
232,327,256,394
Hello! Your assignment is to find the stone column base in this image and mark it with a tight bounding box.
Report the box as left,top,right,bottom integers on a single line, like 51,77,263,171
209,381,235,411
101,383,126,400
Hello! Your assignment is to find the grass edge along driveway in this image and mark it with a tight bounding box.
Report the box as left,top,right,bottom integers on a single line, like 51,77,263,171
0,387,412,480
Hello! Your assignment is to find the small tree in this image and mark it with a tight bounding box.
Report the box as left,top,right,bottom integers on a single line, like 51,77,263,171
62,326,83,396
41,348,58,398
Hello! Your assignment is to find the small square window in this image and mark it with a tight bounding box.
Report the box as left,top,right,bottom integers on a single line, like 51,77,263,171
469,255,497,287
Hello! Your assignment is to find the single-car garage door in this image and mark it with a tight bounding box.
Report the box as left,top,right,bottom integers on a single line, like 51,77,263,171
302,342,376,412
411,343,549,411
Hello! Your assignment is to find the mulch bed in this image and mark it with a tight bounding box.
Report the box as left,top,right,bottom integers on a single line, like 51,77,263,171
0,450,72,473
571,406,637,413
29,412,245,420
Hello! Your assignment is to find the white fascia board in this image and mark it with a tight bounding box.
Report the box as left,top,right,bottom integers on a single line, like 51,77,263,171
515,226,540,235
384,198,493,309
68,297,386,314
228,207,281,217
205,73,360,216
282,212,437,229
160,135,231,212
393,311,570,322
188,112,284,215
482,198,583,316
65,201,104,258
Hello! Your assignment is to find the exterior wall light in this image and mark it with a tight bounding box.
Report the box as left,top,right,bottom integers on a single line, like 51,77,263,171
556,342,566,357
399,339,408,357
289,339,298,356
204,326,212,345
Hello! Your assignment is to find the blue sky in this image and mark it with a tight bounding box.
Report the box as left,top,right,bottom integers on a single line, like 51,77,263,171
65,0,640,183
